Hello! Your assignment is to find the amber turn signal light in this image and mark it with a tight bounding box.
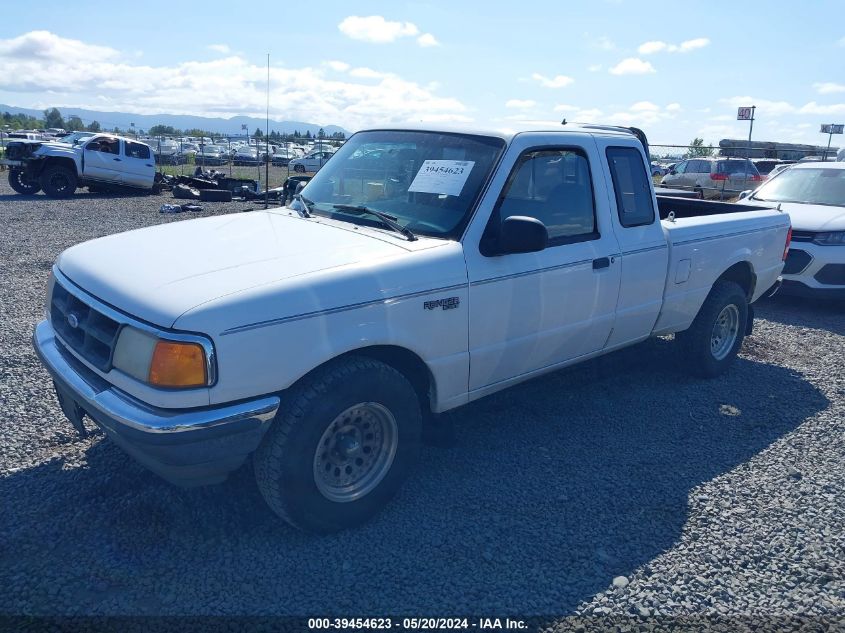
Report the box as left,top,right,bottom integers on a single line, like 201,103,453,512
148,340,207,387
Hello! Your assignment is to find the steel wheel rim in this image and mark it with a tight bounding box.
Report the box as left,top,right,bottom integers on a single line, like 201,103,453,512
13,170,37,191
710,304,740,360
313,402,398,503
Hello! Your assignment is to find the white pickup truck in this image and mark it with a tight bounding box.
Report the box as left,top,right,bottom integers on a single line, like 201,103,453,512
33,125,791,532
4,134,157,197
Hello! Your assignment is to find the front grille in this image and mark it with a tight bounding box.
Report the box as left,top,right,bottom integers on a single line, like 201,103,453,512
783,249,812,275
50,281,121,371
5,142,35,160
790,230,816,243
815,264,845,286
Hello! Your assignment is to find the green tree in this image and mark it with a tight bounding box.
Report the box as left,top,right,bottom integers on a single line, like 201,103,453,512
686,138,714,158
87,120,101,132
254,127,263,138
43,107,65,129
149,124,177,136
66,115,85,131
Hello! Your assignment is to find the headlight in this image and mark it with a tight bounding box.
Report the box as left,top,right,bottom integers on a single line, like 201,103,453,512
813,231,845,245
112,326,214,388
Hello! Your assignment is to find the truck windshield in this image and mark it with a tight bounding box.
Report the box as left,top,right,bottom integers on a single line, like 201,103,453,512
296,130,506,239
752,168,845,207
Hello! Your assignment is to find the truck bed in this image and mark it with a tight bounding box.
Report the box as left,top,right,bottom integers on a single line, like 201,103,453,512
656,195,769,220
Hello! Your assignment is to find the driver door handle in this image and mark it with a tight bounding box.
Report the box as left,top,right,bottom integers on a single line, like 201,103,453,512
592,257,610,270
113,158,122,162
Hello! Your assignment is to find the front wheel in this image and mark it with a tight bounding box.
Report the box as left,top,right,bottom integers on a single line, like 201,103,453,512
293,164,305,173
40,165,78,198
676,281,748,378
9,168,41,195
254,357,422,532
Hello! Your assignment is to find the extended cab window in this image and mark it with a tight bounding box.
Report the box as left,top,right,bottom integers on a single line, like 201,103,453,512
125,141,151,160
606,146,655,228
495,149,597,244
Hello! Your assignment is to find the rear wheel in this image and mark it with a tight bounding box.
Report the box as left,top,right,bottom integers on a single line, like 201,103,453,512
293,164,305,173
8,168,41,195
254,356,422,532
677,281,748,378
694,186,704,199
40,165,77,198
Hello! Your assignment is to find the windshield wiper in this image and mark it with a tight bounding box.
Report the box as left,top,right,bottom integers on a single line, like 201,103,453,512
292,193,314,218
332,204,417,241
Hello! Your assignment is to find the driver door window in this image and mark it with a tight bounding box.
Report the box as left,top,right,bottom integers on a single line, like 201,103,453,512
495,149,598,246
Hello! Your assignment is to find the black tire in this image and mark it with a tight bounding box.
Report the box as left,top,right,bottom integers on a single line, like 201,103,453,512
8,168,41,195
676,281,748,378
293,164,306,173
40,165,78,198
254,356,422,532
694,186,704,200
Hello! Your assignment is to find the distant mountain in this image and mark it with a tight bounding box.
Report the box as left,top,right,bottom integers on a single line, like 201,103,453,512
0,104,347,136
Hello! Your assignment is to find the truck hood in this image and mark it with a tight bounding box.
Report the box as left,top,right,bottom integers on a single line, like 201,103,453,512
57,211,411,327
743,199,845,231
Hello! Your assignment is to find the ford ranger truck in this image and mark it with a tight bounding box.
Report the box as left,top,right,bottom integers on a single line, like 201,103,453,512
33,125,791,532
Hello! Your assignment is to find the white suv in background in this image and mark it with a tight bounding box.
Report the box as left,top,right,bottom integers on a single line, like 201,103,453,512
739,161,845,299
661,158,762,199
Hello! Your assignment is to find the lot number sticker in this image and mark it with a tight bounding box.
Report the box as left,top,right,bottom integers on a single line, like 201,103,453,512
408,160,475,196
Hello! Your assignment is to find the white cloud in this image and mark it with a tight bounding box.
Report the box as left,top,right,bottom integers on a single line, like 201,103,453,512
609,58,656,75
208,44,231,54
0,30,118,62
505,99,536,109
630,101,660,112
638,37,710,54
666,103,682,112
338,15,420,43
530,72,574,88
799,101,845,115
325,60,350,72
0,31,469,131
638,41,668,55
417,33,439,47
349,67,386,79
569,108,602,121
587,64,602,72
813,82,845,95
719,96,795,116
549,105,603,121
678,37,710,52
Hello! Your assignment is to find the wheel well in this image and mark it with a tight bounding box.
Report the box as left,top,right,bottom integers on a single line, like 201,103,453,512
40,157,77,177
339,346,434,414
716,261,755,299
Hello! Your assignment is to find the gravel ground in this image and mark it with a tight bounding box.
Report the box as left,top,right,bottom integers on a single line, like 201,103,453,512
0,181,843,629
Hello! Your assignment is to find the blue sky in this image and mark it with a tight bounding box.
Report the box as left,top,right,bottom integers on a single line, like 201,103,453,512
1,0,843,146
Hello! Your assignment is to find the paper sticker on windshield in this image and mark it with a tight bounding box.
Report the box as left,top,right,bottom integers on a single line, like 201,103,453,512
408,160,475,197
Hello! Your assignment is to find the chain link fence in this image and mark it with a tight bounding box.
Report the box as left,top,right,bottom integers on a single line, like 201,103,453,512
145,134,343,190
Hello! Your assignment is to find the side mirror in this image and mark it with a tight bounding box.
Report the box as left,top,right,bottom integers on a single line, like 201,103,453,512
498,216,548,254
738,190,752,200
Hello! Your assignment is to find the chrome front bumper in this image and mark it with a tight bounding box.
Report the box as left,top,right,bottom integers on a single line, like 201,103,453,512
33,319,280,486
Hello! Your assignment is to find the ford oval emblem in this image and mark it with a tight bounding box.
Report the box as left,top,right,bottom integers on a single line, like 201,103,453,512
66,312,80,329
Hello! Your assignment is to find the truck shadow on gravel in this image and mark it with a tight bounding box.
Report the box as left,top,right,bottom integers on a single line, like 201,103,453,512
0,338,829,616
755,295,845,336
